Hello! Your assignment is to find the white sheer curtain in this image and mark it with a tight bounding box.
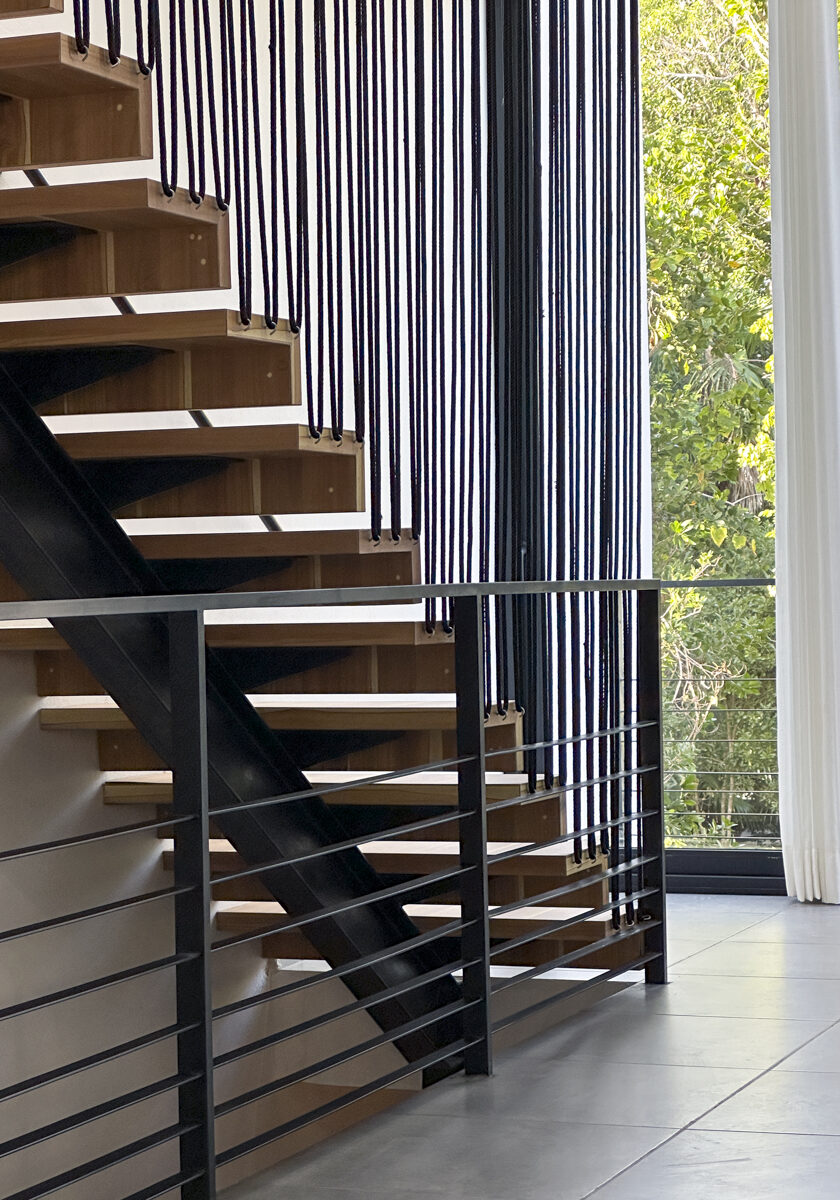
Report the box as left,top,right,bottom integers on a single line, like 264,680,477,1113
770,0,840,902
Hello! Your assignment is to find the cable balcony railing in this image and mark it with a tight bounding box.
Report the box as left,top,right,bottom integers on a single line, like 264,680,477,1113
661,578,778,852
0,577,666,1200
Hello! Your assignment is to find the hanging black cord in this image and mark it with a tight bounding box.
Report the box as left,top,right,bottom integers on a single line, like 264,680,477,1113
401,0,421,541
293,0,316,432
378,0,401,537
179,0,207,205
343,0,365,440
104,0,122,63
73,0,90,56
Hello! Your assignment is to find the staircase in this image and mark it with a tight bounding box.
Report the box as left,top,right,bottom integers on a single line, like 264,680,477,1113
0,22,655,1199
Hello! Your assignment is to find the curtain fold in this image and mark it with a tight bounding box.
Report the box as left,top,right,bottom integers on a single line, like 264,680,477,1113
769,0,840,902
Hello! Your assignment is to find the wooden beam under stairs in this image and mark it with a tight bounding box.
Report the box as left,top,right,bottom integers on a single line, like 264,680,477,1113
0,34,152,169
0,180,231,301
0,310,300,412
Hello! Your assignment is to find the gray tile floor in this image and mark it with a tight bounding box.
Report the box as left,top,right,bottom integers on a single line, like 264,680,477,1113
223,893,840,1199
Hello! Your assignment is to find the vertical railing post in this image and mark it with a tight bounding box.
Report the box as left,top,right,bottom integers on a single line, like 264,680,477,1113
636,586,668,985
454,593,493,1075
169,610,216,1198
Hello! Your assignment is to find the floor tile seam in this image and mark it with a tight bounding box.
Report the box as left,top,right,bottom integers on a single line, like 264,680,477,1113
577,994,840,1197
670,969,840,980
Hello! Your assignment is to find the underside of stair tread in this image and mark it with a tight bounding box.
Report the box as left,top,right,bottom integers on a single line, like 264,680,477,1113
40,693,519,732
0,34,152,170
0,180,231,301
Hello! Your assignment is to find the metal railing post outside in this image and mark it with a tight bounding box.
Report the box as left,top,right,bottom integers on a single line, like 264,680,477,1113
169,610,217,1197
636,587,668,985
454,594,494,1075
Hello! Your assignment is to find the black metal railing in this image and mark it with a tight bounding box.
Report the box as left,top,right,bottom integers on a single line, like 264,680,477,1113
0,577,665,1199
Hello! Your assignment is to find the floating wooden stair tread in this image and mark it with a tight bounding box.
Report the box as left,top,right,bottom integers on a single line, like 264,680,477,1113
132,528,416,561
0,620,452,652
56,423,357,462
41,694,518,733
0,34,152,169
55,424,363,518
216,901,617,942
0,309,295,352
0,180,230,301
166,837,592,878
0,1,62,14
0,309,300,413
103,769,529,806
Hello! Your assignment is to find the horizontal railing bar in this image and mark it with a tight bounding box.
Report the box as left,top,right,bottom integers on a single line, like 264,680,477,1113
662,578,774,589
485,772,657,841
491,952,660,1032
212,918,471,1020
215,997,475,1118
215,1038,474,1167
3,1121,197,1200
214,958,472,1069
0,815,194,864
209,755,472,820
0,1022,198,1105
119,1171,206,1200
0,1072,199,1161
483,721,657,761
665,708,776,714
0,953,197,1024
489,888,657,960
0,886,191,946
211,864,472,952
490,854,658,916
663,738,778,743
488,888,657,959
0,578,661,622
492,922,663,995
211,808,467,886
666,770,778,778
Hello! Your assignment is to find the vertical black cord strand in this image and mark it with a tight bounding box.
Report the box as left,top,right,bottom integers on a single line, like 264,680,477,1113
73,0,90,55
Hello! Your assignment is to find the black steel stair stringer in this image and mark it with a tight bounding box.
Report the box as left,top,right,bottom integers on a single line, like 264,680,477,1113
0,380,462,1071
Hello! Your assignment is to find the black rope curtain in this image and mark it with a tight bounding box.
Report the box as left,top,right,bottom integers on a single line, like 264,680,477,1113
68,1,646,788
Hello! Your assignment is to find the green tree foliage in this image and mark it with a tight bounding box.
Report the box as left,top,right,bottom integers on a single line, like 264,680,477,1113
641,0,778,845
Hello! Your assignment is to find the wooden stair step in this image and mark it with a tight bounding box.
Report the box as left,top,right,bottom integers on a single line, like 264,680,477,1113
102,768,565,846
165,837,594,879
0,620,453,653
0,1,62,16
0,34,152,169
215,901,634,968
33,639,454,695
0,180,231,302
55,424,363,518
94,719,522,774
0,310,299,414
102,769,530,807
40,694,518,733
